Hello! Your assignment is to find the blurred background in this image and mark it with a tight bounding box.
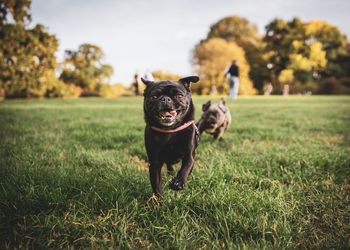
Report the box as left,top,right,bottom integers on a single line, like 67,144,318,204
1,0,350,99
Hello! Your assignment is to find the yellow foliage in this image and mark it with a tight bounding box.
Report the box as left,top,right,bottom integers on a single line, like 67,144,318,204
305,20,331,35
289,54,311,71
309,42,327,68
98,83,126,98
152,70,181,81
46,81,82,98
289,42,327,71
305,19,348,58
278,69,294,83
292,40,303,50
193,38,256,95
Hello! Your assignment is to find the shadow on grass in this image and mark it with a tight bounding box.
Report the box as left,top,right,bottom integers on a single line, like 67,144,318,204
0,164,150,246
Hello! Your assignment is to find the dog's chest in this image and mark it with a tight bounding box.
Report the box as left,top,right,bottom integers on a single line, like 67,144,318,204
151,133,189,163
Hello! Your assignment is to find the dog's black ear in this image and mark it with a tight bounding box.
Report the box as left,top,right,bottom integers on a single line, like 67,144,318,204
218,98,227,113
179,76,199,89
219,98,226,105
141,77,153,86
179,76,200,84
202,100,211,112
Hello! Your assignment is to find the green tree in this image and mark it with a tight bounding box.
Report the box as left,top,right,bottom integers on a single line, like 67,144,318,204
263,18,296,82
193,38,255,95
59,44,113,95
207,16,259,46
305,20,349,77
0,0,31,26
207,16,270,92
0,0,74,98
264,17,349,93
0,24,60,98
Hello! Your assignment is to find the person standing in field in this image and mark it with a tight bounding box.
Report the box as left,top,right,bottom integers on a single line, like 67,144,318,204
132,71,141,96
225,59,240,100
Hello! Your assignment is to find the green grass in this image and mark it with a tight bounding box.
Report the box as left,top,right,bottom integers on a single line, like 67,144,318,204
0,96,349,248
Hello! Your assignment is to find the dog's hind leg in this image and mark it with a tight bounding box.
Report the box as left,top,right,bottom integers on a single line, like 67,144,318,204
166,163,175,175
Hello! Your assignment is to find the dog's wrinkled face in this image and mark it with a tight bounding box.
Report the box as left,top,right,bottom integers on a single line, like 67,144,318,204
143,76,199,127
201,100,228,132
144,82,190,126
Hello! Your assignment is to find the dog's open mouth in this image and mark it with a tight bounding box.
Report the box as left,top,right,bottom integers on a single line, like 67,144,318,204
158,109,178,125
160,110,177,119
208,121,217,128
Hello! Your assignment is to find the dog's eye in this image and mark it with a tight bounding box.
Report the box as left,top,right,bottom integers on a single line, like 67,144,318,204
151,95,158,100
176,94,184,99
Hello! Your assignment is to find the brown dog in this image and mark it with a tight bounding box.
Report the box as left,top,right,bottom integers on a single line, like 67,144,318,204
196,98,231,140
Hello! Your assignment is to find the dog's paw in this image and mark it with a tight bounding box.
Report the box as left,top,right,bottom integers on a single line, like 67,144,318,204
146,193,163,206
169,178,185,191
167,170,176,176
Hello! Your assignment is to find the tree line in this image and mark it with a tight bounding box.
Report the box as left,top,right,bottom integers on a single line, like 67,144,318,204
0,0,124,99
192,16,350,95
1,1,349,99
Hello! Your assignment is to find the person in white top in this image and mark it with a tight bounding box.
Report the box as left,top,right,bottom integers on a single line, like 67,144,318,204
225,60,240,100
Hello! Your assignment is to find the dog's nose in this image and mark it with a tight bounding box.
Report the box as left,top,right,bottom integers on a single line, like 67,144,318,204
160,96,172,104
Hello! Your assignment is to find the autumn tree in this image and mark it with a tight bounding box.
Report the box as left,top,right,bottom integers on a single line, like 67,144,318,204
0,0,65,98
1,24,61,97
0,0,31,26
193,38,255,95
305,20,349,77
264,17,349,93
263,18,291,80
207,16,270,92
59,44,113,96
265,18,327,82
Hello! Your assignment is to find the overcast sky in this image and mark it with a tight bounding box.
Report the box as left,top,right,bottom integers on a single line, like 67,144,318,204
31,0,350,85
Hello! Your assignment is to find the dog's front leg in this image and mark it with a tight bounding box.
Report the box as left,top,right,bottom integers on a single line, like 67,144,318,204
149,162,163,198
169,153,194,191
213,127,225,140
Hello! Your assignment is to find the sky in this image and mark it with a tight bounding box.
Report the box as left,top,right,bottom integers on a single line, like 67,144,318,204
31,0,350,86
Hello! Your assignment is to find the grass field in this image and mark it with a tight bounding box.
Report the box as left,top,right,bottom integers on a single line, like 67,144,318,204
0,96,349,248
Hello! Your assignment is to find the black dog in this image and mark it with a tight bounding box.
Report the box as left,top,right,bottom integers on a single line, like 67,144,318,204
142,76,199,199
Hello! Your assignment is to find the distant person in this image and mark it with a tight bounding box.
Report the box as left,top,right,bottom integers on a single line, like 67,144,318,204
132,71,141,96
283,84,289,96
264,83,273,96
209,84,217,95
225,59,240,100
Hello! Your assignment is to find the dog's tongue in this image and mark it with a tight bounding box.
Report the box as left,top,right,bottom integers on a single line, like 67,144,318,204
160,110,177,118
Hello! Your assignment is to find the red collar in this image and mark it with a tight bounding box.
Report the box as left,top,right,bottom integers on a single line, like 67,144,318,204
150,120,195,133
